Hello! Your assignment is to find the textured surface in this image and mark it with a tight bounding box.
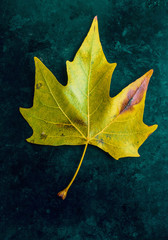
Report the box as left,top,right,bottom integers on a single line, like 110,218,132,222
0,0,168,239
20,18,157,160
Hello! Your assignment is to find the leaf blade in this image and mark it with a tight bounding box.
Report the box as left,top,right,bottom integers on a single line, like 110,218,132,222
20,17,158,159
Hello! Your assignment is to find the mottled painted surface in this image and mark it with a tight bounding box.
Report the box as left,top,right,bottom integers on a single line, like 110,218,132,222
0,0,168,239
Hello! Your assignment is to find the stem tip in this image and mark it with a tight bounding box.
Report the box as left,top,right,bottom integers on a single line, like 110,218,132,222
57,188,68,200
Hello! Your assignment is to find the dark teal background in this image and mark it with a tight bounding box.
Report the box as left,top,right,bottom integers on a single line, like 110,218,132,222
0,0,168,239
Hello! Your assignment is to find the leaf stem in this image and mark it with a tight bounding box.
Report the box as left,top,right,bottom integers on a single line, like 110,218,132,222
57,142,89,200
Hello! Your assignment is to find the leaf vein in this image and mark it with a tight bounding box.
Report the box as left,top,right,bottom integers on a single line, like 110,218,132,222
48,135,84,139
31,115,72,126
102,131,147,136
89,98,103,117
38,66,87,139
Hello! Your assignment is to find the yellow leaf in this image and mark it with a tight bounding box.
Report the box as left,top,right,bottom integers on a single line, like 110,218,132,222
20,16,158,199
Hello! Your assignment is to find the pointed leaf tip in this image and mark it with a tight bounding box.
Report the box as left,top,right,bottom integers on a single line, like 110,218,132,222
94,16,97,20
147,69,154,78
34,57,43,65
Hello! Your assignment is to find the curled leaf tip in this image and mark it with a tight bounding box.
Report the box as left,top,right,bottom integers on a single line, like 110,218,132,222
57,188,68,200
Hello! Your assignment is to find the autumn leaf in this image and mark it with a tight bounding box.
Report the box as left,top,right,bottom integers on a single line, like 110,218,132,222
20,16,158,199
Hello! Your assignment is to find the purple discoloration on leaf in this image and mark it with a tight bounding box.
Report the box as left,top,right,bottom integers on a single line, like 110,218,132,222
131,78,149,105
120,69,153,114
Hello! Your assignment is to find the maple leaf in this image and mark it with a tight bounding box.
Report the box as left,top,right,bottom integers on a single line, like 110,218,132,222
20,16,158,199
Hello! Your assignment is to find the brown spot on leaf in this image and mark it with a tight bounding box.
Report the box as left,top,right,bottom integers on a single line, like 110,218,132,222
36,82,42,89
106,134,111,139
97,138,104,144
40,132,47,139
74,119,87,126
